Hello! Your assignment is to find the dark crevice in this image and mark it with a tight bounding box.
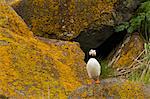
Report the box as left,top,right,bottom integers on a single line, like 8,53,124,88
95,31,126,59
83,31,127,62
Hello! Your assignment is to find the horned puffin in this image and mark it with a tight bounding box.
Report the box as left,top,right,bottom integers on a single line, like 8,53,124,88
86,49,101,84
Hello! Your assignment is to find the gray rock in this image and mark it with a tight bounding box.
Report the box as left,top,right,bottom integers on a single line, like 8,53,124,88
68,78,150,99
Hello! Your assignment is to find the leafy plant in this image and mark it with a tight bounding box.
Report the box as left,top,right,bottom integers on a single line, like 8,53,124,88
115,1,150,84
115,1,150,41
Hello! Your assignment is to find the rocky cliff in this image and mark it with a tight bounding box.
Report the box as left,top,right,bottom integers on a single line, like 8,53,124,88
12,0,116,40
0,2,88,98
0,0,149,98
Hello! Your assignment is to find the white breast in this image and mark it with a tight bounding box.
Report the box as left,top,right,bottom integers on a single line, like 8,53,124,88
86,58,101,78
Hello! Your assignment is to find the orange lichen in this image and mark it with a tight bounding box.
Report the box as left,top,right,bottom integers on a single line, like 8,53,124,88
13,0,117,40
0,2,88,98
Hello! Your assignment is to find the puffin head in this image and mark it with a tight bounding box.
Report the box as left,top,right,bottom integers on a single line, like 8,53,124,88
89,49,96,56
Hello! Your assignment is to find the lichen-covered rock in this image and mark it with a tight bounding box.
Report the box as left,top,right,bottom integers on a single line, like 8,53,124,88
109,33,144,69
0,0,6,3
12,0,116,40
0,2,88,98
69,78,150,99
6,0,21,7
69,0,143,61
0,1,32,37
114,0,142,24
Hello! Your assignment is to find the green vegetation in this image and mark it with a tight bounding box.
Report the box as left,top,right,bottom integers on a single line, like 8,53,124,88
128,43,150,84
115,1,150,41
115,1,150,84
100,61,115,79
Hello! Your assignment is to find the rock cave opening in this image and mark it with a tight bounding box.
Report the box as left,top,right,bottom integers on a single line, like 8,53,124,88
94,31,127,60
75,30,127,62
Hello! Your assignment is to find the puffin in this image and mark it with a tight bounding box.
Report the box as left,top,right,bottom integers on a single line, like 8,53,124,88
86,49,101,84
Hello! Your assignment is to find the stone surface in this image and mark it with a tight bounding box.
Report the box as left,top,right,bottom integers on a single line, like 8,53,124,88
109,33,144,69
0,2,88,98
12,0,116,40
5,0,21,6
69,78,150,99
75,24,114,50
74,0,142,60
114,0,142,24
11,0,142,60
75,25,114,60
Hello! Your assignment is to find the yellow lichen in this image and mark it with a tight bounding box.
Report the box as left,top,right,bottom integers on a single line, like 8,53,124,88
0,2,88,98
13,0,117,40
110,81,144,99
6,0,21,7
113,34,144,68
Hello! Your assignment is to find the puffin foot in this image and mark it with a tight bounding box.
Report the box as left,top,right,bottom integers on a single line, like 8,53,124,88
88,79,100,85
95,79,100,84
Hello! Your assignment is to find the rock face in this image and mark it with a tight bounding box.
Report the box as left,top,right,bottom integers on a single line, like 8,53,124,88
114,0,142,24
74,0,142,60
10,0,143,60
109,33,144,69
69,78,150,99
0,2,88,98
75,25,114,54
5,0,21,6
12,0,116,40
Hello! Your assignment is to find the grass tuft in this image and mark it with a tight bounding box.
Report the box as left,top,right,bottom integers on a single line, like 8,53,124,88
128,43,150,84
100,61,115,79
